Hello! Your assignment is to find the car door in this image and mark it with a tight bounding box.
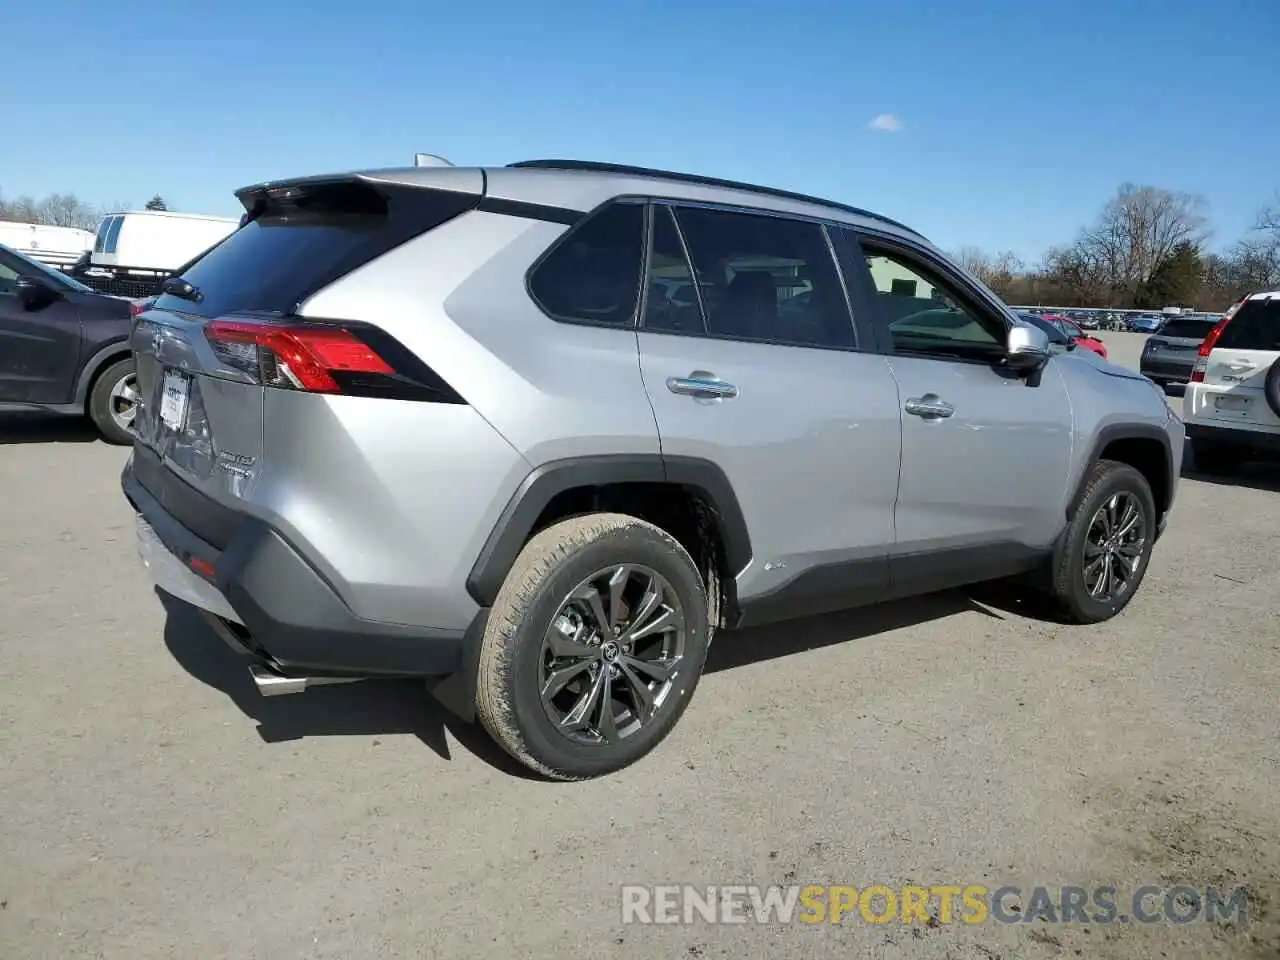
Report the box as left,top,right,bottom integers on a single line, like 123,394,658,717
0,251,84,404
636,202,902,624
837,229,1073,594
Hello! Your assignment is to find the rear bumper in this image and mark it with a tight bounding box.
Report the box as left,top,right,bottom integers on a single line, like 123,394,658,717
1185,422,1280,455
123,459,485,678
1140,355,1196,380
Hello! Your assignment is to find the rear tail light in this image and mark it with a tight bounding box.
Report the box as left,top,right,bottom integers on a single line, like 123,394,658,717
205,316,465,403
1190,311,1236,382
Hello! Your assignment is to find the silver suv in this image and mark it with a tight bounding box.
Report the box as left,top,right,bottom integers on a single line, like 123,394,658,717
122,159,1184,779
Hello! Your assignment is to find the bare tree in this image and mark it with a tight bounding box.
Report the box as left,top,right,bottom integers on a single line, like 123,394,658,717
0,192,41,223
35,193,103,230
951,247,1024,298
1072,183,1209,304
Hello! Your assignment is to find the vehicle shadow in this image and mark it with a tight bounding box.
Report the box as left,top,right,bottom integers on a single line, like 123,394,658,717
705,589,1006,672
157,591,539,779
0,413,98,444
1182,458,1280,493
160,586,1013,777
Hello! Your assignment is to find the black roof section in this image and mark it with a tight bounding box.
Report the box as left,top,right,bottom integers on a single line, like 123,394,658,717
508,159,922,238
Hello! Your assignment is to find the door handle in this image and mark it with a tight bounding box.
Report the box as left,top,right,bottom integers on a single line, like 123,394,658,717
667,374,738,400
904,394,954,419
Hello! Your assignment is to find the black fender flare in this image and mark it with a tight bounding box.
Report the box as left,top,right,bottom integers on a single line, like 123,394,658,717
1265,357,1280,420
465,454,752,607
74,339,132,407
1066,422,1175,521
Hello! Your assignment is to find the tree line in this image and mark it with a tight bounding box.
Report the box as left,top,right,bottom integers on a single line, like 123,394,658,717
954,184,1280,312
0,191,170,231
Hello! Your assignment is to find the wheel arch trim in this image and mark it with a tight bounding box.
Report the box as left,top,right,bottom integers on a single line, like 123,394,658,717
76,340,132,407
465,454,753,607
1067,422,1174,520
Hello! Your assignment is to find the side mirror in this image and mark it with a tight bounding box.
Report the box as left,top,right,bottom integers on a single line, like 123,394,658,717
16,277,60,311
1006,322,1052,372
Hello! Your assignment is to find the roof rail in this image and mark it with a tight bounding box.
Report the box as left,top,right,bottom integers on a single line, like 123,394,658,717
508,159,922,237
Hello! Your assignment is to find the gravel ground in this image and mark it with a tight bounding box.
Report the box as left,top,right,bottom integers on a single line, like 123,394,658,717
1,333,1277,959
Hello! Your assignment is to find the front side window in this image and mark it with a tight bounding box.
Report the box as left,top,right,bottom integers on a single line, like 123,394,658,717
528,202,644,327
666,206,855,349
863,246,1006,359
0,260,18,295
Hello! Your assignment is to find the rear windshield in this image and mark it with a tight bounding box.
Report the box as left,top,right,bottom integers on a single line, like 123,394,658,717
1157,316,1218,338
1216,298,1280,351
153,182,477,318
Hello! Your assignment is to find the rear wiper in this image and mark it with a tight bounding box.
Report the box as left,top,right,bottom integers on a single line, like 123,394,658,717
161,276,203,303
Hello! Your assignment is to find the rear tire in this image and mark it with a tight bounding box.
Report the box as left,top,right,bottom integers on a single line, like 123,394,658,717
475,513,710,780
87,357,137,446
1264,358,1280,419
1191,438,1245,475
1048,460,1157,624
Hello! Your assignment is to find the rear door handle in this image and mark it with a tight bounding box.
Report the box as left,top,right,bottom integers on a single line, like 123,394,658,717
667,373,738,400
904,394,955,419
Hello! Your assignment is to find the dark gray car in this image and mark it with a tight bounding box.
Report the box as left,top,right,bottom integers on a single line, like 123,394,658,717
1140,314,1221,387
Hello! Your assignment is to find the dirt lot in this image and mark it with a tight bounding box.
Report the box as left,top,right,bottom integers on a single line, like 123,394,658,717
1,334,1278,959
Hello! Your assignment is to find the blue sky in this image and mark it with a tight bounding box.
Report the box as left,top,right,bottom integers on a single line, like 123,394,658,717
2,0,1276,263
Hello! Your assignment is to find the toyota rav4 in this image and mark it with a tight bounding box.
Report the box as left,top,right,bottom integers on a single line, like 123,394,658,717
122,159,1183,780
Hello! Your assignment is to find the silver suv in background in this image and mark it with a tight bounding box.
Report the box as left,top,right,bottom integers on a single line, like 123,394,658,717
123,159,1183,780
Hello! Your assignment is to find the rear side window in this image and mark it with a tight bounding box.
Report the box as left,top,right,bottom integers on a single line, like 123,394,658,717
528,202,645,326
154,182,478,319
1215,299,1280,351
1158,316,1218,339
669,206,855,349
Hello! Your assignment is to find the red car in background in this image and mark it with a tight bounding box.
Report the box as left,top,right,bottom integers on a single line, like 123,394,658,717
1042,314,1108,358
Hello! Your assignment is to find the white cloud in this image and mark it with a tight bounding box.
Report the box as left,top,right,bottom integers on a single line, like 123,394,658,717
868,113,904,133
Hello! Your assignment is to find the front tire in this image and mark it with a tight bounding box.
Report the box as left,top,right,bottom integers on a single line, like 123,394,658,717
87,358,137,445
1048,460,1157,624
475,513,710,780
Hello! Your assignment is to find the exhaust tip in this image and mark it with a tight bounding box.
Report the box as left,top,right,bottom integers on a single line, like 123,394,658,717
247,663,364,697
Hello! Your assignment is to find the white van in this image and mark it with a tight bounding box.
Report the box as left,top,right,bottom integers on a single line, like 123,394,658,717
0,221,96,270
89,210,239,274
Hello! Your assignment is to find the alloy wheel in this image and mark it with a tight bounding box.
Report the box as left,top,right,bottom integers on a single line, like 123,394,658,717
1083,491,1147,602
539,564,686,745
109,372,139,435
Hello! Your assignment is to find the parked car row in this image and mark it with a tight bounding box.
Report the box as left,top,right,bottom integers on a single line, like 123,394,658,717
1017,312,1108,358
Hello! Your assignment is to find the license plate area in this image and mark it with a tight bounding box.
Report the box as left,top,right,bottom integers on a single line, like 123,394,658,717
159,369,191,430
1213,394,1252,419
